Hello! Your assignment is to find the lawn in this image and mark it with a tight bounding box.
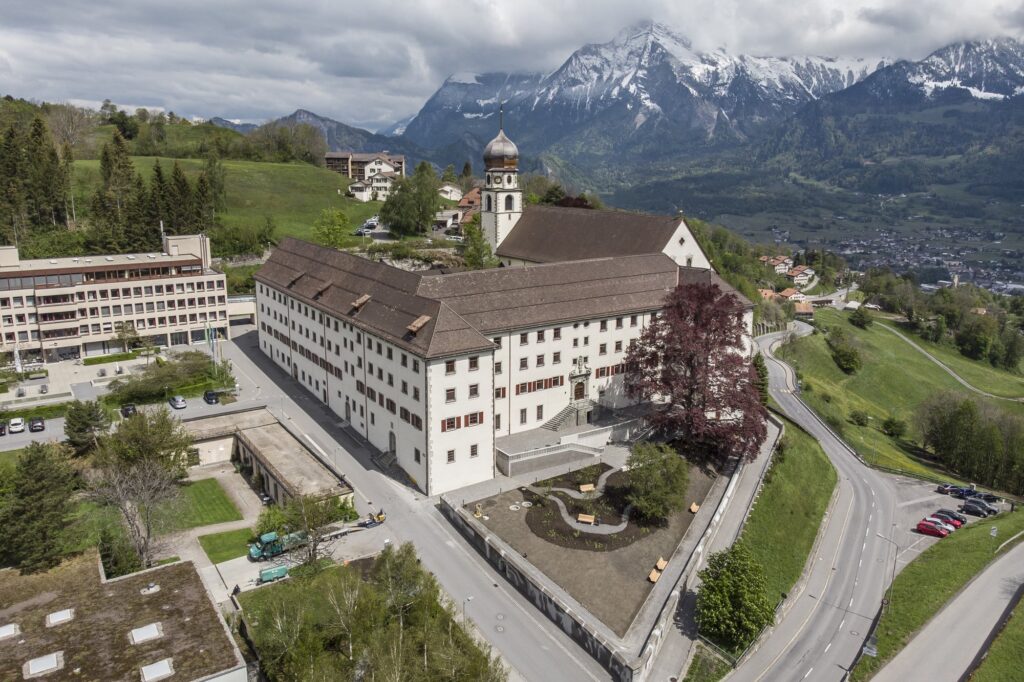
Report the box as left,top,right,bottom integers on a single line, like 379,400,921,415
162,478,242,532
849,510,1024,681
198,527,254,564
74,156,383,245
740,414,837,602
879,320,1024,399
778,308,1024,478
972,595,1024,681
0,447,22,476
682,643,731,682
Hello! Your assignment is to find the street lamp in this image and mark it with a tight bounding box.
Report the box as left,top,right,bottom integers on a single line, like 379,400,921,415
876,529,899,614
462,595,474,625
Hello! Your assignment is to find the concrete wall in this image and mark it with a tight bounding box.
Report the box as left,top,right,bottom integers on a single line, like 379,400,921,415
439,495,642,682
195,435,234,466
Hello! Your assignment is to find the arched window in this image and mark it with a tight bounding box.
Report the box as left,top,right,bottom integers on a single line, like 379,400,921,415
485,195,492,212
504,195,514,211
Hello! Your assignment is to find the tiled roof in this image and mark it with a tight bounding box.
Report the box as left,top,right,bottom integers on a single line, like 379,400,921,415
259,239,749,358
495,204,689,263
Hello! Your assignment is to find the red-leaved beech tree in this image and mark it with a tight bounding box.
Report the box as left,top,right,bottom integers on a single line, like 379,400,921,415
625,282,767,465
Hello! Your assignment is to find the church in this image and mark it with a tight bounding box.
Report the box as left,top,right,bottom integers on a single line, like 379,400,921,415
254,125,751,496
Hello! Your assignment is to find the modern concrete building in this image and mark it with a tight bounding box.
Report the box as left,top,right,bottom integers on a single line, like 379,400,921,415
0,235,228,363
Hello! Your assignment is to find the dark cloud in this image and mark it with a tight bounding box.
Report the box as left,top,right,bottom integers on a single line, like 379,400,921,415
0,0,1019,130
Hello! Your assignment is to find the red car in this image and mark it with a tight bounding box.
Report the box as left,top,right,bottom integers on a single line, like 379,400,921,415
931,511,963,528
916,520,949,538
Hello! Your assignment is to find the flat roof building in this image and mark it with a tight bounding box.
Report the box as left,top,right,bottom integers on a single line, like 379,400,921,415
0,234,228,364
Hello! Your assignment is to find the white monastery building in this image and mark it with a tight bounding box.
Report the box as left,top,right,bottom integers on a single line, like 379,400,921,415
255,125,751,495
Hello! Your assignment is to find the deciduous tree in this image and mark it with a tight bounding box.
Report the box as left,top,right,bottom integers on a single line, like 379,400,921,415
313,207,351,249
695,543,774,651
625,281,767,464
626,442,689,519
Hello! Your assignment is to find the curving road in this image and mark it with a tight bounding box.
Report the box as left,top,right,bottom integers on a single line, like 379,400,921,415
728,324,902,682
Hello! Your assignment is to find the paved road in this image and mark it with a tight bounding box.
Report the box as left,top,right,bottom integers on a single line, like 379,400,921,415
729,324,901,682
874,539,1024,682
220,329,609,682
877,322,1024,402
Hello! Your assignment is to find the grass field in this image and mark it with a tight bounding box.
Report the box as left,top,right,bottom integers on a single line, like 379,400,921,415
972,595,1024,681
682,644,732,682
0,447,22,475
778,308,1024,478
198,527,254,564
879,320,1024,399
74,156,383,245
740,414,837,602
162,478,242,532
849,511,1024,681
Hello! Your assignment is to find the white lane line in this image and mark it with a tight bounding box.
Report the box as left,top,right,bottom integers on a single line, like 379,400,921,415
825,642,832,653
840,619,846,629
803,667,814,679
862,542,866,551
859,559,862,567
849,598,854,608
871,489,875,497
869,514,873,523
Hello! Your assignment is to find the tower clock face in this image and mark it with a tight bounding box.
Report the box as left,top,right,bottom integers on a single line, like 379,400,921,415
493,175,502,186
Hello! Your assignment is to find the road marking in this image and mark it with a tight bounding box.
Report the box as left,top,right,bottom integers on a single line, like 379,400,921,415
862,542,866,551
824,642,832,653
803,667,814,679
898,493,943,508
858,559,862,567
849,598,854,608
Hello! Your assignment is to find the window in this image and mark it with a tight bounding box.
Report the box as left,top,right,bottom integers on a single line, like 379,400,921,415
401,353,408,367
553,352,561,364
520,408,527,425
536,405,544,421
445,388,456,402
504,194,514,211
469,356,479,371
495,361,502,375
600,320,608,331
616,317,623,329
413,359,420,373
471,444,479,458
631,314,638,327
573,339,579,348
493,337,502,348
615,341,623,352
401,380,408,395
495,414,501,430
413,387,420,401
537,330,545,342
583,336,589,345
495,387,506,399
465,412,484,426
519,332,528,345
599,343,607,355
536,354,545,367
469,384,479,398
445,360,455,374
553,328,561,340
442,417,458,431
414,448,421,463
447,450,455,463
519,357,528,370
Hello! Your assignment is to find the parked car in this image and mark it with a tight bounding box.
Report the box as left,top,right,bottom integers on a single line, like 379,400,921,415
169,395,187,409
916,520,949,538
924,516,956,533
448,234,465,243
203,390,219,405
365,215,380,227
259,493,273,506
39,384,48,395
28,418,45,433
962,501,997,517
975,492,1000,504
931,511,963,528
120,404,138,418
8,417,25,433
953,487,978,499
936,483,958,494
936,509,968,525
352,227,371,236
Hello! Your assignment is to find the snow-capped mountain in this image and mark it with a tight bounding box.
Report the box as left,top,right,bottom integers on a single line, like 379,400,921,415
400,21,887,159
908,38,1024,100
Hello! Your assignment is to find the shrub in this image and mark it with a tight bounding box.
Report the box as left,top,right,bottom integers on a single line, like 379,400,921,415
849,306,873,329
882,416,907,439
850,410,870,426
826,327,862,374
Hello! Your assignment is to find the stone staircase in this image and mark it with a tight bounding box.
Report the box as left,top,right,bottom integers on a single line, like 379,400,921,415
542,400,596,431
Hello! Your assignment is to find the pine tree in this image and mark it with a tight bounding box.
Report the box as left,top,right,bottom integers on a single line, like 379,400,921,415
460,161,472,178
7,443,75,574
98,525,142,578
168,161,194,234
193,173,214,230
63,399,113,456
122,175,154,251
753,353,769,405
202,151,227,211
148,159,169,232
60,142,75,226
462,217,496,269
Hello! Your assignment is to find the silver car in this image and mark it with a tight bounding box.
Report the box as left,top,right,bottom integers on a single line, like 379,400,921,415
169,395,187,409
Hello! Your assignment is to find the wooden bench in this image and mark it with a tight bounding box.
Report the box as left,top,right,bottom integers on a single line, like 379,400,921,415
579,483,596,493
577,513,596,525
648,569,661,583
656,557,668,571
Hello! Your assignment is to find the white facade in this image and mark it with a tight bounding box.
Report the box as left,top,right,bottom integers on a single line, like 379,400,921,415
438,183,464,201
350,172,395,202
480,168,522,251
0,235,227,363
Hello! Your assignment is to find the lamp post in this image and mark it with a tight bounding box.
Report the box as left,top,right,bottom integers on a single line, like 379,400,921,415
876,528,899,614
462,595,473,625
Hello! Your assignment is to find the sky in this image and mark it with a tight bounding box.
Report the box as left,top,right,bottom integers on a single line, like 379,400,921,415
0,0,1021,131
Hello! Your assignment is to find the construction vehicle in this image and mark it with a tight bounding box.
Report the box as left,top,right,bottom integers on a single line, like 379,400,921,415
248,531,307,561
257,565,289,584
357,510,387,529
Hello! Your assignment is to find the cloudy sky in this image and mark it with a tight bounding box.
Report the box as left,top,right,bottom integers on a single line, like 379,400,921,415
0,0,1020,130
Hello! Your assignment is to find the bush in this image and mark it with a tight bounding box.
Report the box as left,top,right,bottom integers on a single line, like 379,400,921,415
850,410,870,426
826,327,862,374
882,416,907,438
696,544,774,652
849,306,873,329
106,351,233,405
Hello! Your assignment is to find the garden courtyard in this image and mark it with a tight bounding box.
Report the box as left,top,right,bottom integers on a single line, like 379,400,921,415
469,456,716,636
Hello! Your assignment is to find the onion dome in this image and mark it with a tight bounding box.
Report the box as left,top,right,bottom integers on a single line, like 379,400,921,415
483,128,519,170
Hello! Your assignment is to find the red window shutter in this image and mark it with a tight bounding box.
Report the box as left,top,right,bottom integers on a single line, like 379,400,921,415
456,416,462,428
478,412,484,424
441,419,447,432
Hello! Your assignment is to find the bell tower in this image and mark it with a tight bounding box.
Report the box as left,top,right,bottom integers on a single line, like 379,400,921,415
480,107,522,251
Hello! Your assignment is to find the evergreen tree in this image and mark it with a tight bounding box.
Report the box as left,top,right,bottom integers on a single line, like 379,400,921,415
59,142,75,225
168,161,194,234
193,173,214,230
462,217,496,269
202,150,227,211
753,353,769,405
460,161,472,178
63,399,112,457
148,159,170,231
102,131,136,215
441,164,457,183
7,443,75,574
98,524,142,578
